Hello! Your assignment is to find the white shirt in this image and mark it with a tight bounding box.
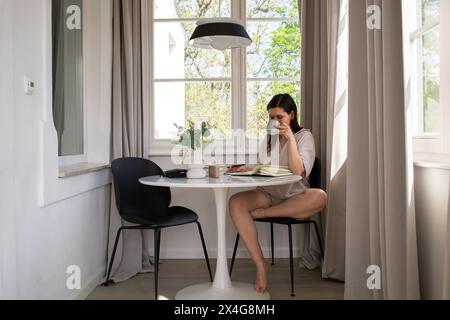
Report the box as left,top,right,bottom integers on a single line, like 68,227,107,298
258,129,316,200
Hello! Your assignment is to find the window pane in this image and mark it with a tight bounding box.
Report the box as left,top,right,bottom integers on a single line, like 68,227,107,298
154,22,231,79
247,81,301,137
421,0,439,26
52,0,84,156
247,0,299,18
154,82,231,139
418,27,440,134
154,0,230,19
247,21,301,78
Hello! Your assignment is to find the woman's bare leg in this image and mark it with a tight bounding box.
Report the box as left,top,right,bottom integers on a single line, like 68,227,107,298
251,189,328,220
228,190,271,293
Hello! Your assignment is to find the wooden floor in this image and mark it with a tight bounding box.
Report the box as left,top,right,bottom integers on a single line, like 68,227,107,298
87,259,344,300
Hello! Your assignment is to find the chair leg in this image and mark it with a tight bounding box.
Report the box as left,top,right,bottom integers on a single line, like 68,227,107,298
104,227,123,286
154,228,161,300
157,230,161,270
195,221,213,282
230,233,240,276
270,222,275,266
148,231,161,269
288,224,295,297
311,221,325,259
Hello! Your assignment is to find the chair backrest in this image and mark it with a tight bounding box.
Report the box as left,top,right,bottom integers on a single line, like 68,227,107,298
308,157,321,189
111,158,171,220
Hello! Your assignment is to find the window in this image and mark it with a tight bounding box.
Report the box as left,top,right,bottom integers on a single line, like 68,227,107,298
42,0,112,205
149,0,301,152
52,0,85,162
246,0,301,137
403,0,450,160
409,0,440,137
152,0,232,141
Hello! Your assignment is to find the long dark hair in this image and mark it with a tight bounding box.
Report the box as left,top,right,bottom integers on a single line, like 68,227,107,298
266,94,303,153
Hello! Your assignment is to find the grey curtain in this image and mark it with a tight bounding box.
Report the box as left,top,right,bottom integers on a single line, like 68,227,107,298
103,0,153,283
345,0,420,299
300,1,421,299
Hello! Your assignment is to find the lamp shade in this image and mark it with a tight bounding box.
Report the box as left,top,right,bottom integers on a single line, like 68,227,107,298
189,18,252,51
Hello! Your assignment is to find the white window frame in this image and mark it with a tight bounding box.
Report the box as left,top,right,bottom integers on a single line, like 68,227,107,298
404,0,450,162
40,0,112,207
245,9,301,138
56,0,88,166
144,0,301,156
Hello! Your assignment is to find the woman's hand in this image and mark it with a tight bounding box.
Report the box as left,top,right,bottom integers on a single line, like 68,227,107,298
276,123,295,142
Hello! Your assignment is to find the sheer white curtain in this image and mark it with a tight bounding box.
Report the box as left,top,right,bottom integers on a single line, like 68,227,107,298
299,0,327,271
322,0,348,282
299,0,347,280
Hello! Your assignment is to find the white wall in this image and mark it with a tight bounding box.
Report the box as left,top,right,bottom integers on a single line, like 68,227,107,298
414,165,450,299
412,0,450,300
0,0,306,300
0,0,18,299
0,0,111,299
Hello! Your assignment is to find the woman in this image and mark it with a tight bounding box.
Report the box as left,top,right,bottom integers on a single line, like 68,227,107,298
228,94,328,294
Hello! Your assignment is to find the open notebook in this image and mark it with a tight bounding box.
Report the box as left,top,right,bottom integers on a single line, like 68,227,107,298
226,165,293,177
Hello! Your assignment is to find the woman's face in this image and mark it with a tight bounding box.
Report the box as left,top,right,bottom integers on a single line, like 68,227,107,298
268,107,294,125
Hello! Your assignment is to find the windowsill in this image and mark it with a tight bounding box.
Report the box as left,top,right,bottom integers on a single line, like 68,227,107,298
414,161,450,170
149,149,259,157
58,162,110,178
413,151,450,168
412,134,440,140
149,140,263,157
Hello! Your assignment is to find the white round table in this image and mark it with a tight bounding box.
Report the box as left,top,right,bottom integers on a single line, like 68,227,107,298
139,174,302,300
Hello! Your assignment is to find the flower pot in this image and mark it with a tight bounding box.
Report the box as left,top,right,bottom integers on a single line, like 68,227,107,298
187,164,207,179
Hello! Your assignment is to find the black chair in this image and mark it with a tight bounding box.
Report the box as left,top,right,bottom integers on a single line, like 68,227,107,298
104,157,213,300
229,158,325,297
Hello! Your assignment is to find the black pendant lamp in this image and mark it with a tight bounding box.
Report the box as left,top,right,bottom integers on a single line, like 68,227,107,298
189,18,252,51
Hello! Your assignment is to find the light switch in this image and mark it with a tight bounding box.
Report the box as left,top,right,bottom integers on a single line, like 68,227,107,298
24,77,35,95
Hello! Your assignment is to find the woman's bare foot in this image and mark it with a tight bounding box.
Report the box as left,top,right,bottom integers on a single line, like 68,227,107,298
255,262,269,293
250,208,266,219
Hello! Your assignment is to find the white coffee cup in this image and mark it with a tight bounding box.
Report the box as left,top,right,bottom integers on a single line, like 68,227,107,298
267,119,280,135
